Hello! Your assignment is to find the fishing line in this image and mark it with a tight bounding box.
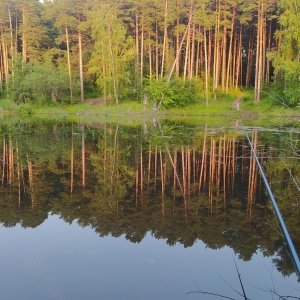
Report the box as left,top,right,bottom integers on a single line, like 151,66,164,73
243,127,300,276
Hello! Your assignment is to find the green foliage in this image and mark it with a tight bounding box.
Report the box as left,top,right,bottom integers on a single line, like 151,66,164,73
145,78,198,108
17,103,33,116
270,0,300,105
0,98,18,112
10,61,79,104
88,3,134,102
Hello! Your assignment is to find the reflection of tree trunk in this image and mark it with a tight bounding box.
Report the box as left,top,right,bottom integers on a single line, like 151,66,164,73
217,137,222,196
182,146,186,196
154,145,157,194
199,124,207,191
231,138,236,194
248,130,258,216
148,146,151,189
27,155,34,207
104,126,107,175
160,150,164,196
135,167,138,204
16,142,21,206
187,147,191,198
2,136,6,186
111,126,119,195
209,138,216,211
223,135,227,206
227,139,232,191
9,139,14,185
140,145,143,192
173,150,177,193
82,126,86,187
242,140,246,182
192,148,196,197
71,124,74,194
165,146,183,196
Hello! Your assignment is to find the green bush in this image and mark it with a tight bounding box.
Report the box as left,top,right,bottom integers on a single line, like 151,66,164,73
17,103,33,115
9,60,80,105
0,98,18,112
145,77,198,108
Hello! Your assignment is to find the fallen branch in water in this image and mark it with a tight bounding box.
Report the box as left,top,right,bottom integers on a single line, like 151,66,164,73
186,290,236,299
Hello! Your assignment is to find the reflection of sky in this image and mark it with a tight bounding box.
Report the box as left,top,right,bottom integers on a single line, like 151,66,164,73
0,215,299,300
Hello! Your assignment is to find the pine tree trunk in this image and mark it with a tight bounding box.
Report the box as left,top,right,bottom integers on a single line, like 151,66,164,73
78,31,84,103
235,27,242,90
22,7,26,67
66,26,73,104
189,19,195,79
160,0,168,77
266,21,271,83
208,29,212,79
140,13,144,82
221,24,227,91
204,27,209,107
8,6,14,83
155,20,159,80
176,0,180,77
183,21,190,81
226,8,235,93
148,34,152,81
213,3,221,99
245,28,254,88
195,34,200,78
135,13,139,82
1,31,9,87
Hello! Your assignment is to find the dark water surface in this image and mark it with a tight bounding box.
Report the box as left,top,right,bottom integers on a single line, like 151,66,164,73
0,119,299,299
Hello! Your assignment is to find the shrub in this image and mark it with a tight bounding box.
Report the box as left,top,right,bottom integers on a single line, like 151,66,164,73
145,77,198,108
10,60,80,105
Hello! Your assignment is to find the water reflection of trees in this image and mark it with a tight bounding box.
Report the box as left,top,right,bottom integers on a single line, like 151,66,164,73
0,121,299,277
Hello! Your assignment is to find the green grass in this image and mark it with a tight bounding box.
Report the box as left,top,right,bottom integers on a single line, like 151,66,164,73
0,88,299,128
241,89,298,117
166,101,235,115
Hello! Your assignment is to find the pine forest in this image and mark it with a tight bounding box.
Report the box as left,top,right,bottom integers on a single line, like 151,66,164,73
0,0,299,108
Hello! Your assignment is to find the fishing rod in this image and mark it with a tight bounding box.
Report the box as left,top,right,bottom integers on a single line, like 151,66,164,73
243,128,300,276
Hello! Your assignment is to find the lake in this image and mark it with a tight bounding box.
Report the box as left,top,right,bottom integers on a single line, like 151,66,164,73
0,118,299,300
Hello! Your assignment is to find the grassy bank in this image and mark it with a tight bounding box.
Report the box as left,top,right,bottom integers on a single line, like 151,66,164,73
0,89,299,123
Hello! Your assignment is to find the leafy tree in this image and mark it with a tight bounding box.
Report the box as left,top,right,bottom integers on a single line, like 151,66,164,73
12,60,79,104
88,3,134,104
270,0,300,105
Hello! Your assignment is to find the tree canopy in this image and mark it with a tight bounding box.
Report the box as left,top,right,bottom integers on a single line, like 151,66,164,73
0,0,298,106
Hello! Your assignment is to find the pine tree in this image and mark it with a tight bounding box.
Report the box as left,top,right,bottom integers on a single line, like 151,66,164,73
271,0,300,104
